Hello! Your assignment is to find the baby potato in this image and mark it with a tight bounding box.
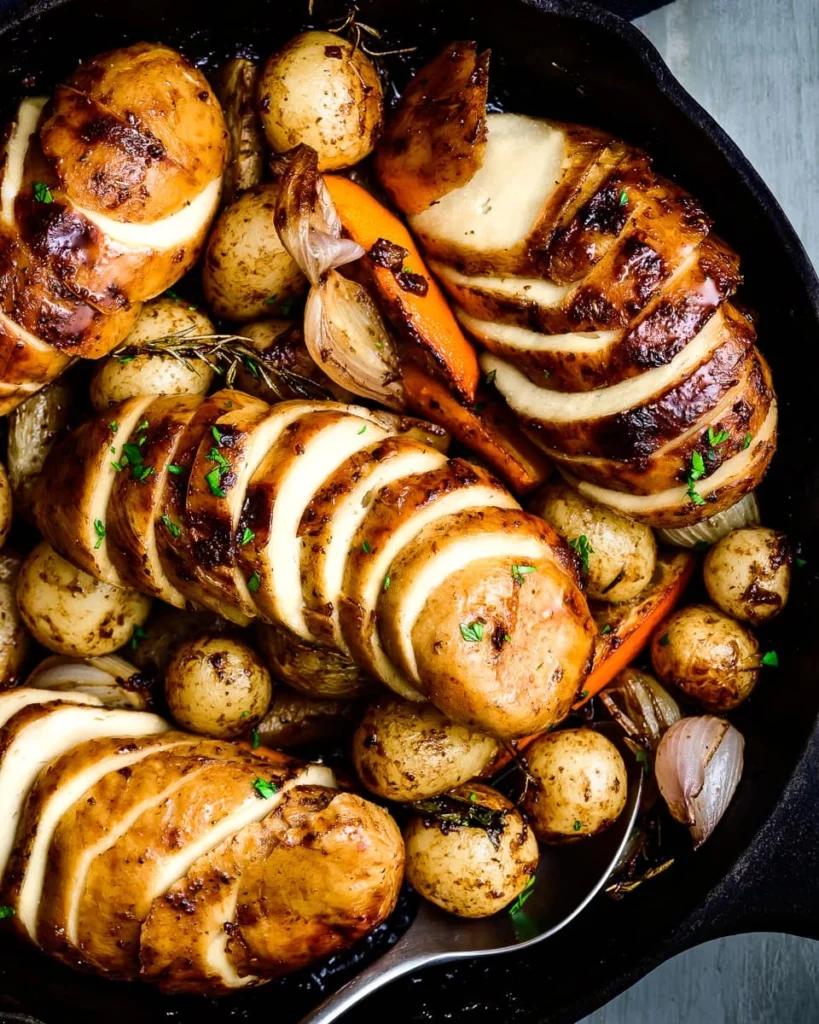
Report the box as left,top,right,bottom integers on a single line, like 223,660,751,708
16,540,151,657
165,632,272,738
89,297,216,411
128,608,238,677
530,480,656,602
352,696,500,802
202,183,307,322
0,461,11,550
254,688,359,749
0,551,30,687
256,621,374,699
404,782,538,918
704,527,791,624
523,728,628,843
651,603,761,711
258,31,384,171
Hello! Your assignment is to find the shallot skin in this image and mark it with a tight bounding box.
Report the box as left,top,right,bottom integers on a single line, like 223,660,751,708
655,715,744,848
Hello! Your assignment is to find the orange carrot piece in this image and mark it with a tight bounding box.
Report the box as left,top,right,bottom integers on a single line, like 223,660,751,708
324,174,480,402
236,741,296,766
402,363,551,495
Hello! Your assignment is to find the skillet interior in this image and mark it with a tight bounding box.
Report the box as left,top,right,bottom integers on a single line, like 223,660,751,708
0,0,816,1021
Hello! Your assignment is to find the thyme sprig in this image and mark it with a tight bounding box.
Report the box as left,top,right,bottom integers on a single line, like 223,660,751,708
322,3,417,57
109,328,332,402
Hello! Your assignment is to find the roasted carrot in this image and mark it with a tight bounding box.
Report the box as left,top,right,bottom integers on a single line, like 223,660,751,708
323,174,481,402
402,363,551,495
237,741,296,766
487,551,695,772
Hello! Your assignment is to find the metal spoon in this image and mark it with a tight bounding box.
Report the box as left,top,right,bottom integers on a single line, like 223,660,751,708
302,742,643,1024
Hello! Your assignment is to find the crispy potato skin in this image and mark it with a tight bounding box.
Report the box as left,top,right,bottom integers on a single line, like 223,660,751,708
16,540,150,656
202,183,307,321
352,696,500,801
650,603,760,711
529,480,656,602
258,32,383,172
704,527,791,624
404,783,538,918
166,633,272,738
523,729,627,843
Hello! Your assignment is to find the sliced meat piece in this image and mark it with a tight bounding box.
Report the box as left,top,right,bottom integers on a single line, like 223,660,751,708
229,787,403,980
185,400,329,619
107,393,204,604
37,394,155,585
236,409,379,634
338,460,518,701
76,758,328,977
0,687,103,730
154,389,267,621
4,731,193,941
299,435,445,649
563,397,777,527
0,309,71,386
0,701,168,878
36,738,257,960
139,769,336,994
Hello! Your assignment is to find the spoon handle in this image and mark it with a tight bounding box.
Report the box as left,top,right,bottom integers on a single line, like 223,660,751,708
300,928,433,1024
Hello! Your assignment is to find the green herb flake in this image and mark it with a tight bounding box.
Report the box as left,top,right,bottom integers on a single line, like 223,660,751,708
503,633,512,643
167,464,183,475
460,621,484,643
252,777,278,799
112,461,122,472
128,625,148,650
240,527,255,546
707,426,730,449
618,189,628,206
161,514,182,538
109,421,118,433
375,341,384,350
110,446,116,454
33,181,53,204
362,540,371,554
761,650,779,668
93,519,105,549
382,574,391,592
508,874,536,916
357,424,367,435
569,535,594,572
240,710,249,719
119,355,136,365
543,368,551,378
136,420,149,433
244,357,260,379
252,729,261,750
511,564,536,585
573,819,583,832
601,624,612,635
659,633,670,647
685,449,707,506
0,906,14,919
211,425,223,444
743,432,753,450
205,466,226,498
635,748,651,775
247,571,261,593
796,556,807,568
264,294,278,306
165,288,181,301
469,792,479,803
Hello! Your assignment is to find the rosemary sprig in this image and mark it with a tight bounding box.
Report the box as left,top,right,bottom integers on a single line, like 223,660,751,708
324,3,417,57
109,327,333,402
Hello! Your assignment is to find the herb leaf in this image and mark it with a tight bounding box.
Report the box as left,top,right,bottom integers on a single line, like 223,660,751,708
240,527,255,545
511,564,536,585
248,571,261,593
412,794,507,850
161,514,182,538
569,535,594,572
252,777,278,799
761,650,779,667
33,181,53,203
252,729,261,750
205,466,226,498
619,189,629,206
508,874,536,915
93,519,105,549
460,621,484,643
0,906,14,919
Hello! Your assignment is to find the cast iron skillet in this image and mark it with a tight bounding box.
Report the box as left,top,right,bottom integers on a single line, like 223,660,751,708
0,0,816,1021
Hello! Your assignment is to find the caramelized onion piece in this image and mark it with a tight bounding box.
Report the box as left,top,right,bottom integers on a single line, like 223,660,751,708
655,716,744,848
657,493,760,549
600,668,681,751
24,654,152,709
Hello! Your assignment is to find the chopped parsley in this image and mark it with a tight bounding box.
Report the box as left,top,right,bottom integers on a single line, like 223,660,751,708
211,425,223,444
244,357,260,379
109,421,118,433
543,368,551,379
252,777,278,799
579,689,589,699
382,574,391,592
362,540,371,554
33,181,53,203
0,906,14,919
161,514,182,538
634,748,651,774
121,441,155,484
205,465,226,498
685,449,707,506
112,461,122,472
357,424,367,435
707,426,730,449
511,564,536,585
167,464,183,475
601,623,612,634
619,189,629,206
460,621,484,643
240,527,255,545
761,650,779,667
743,431,753,450
93,519,105,549
165,288,181,301
569,535,594,572
119,355,135,364
252,729,261,750
508,874,536,916
128,625,148,650
247,571,261,593
573,819,583,831
136,420,149,434
469,792,479,803
240,710,249,719
796,556,807,568
503,633,512,643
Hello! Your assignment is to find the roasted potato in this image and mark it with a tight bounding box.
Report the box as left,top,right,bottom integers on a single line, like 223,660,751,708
7,378,76,519
0,551,30,686
404,782,538,918
165,632,273,738
253,688,359,749
651,603,761,711
128,608,238,677
352,696,500,802
212,58,266,202
529,480,656,603
16,540,151,657
89,297,216,412
202,183,308,322
704,527,791,624
523,728,628,843
256,621,374,699
258,31,384,171
0,462,11,550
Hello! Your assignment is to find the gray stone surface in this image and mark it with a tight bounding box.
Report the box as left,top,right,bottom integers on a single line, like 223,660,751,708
583,0,819,1019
